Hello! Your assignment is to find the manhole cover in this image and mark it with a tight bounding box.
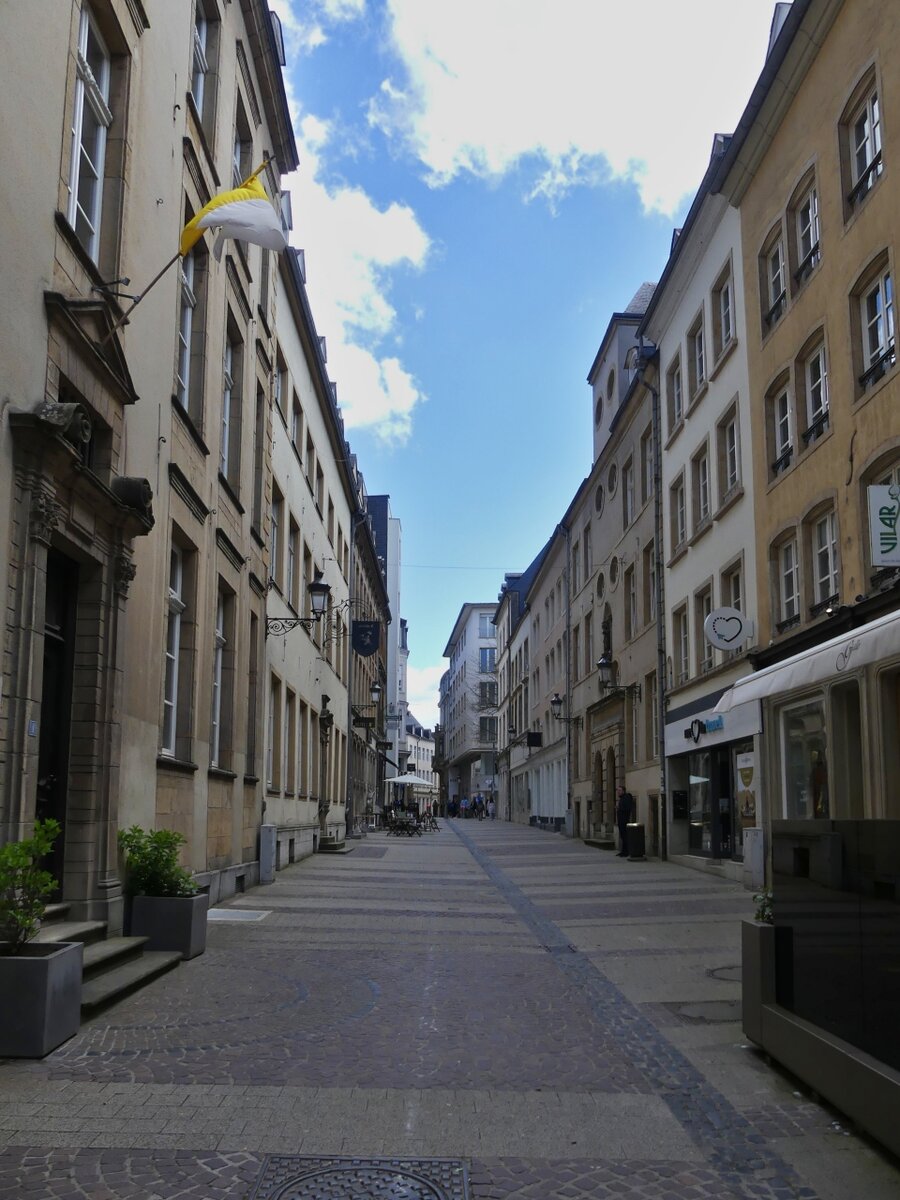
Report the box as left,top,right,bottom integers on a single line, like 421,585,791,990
670,999,742,1023
207,908,271,922
249,1156,470,1200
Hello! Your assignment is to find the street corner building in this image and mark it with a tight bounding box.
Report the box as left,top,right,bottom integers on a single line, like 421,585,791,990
0,0,390,936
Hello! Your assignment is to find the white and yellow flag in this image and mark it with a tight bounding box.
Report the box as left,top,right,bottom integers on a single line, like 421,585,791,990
180,165,286,261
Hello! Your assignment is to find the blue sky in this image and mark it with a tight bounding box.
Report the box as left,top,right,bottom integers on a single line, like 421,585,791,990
272,0,779,727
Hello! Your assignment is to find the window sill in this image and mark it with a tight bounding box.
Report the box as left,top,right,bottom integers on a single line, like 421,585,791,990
715,484,744,521
53,212,113,298
855,359,897,409
668,543,689,568
171,396,210,457
208,766,237,781
218,471,245,515
157,754,199,774
686,380,708,416
689,517,713,546
243,775,260,785
251,525,266,550
665,418,684,450
708,335,738,382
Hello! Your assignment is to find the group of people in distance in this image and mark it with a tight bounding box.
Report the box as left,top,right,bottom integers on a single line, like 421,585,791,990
447,793,495,820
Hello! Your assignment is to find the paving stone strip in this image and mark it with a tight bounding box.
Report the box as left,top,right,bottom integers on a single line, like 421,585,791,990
447,821,819,1200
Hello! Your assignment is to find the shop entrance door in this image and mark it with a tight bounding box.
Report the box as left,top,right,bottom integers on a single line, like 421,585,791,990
35,549,78,897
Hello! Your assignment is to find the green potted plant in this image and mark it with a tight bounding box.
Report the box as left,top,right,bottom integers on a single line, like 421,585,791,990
119,826,207,959
0,819,83,1056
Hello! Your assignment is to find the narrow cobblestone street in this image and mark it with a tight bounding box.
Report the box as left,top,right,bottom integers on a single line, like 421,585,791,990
1,822,898,1199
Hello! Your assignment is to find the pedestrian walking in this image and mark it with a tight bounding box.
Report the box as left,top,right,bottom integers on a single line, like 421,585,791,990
475,794,485,820
615,784,636,857
487,797,496,820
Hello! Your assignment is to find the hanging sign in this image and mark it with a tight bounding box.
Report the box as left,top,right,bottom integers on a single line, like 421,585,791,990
352,620,380,657
703,606,750,651
868,485,900,566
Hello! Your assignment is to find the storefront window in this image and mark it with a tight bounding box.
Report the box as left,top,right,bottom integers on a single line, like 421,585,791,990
780,698,828,818
689,750,712,852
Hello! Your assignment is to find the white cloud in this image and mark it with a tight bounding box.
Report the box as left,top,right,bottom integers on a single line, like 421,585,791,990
281,114,431,443
367,0,777,216
406,663,445,729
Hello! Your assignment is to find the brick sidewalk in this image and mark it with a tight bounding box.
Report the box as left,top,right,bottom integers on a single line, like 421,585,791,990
1,821,897,1198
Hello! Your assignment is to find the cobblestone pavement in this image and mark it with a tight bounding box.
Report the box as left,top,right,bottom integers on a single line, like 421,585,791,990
1,821,898,1199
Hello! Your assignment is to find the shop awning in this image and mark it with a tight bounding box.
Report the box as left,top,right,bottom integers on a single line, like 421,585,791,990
714,608,900,712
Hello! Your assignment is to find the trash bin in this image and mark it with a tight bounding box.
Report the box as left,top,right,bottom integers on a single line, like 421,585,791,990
626,822,646,860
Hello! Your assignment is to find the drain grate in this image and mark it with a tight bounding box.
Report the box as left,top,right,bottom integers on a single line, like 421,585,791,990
248,1155,470,1199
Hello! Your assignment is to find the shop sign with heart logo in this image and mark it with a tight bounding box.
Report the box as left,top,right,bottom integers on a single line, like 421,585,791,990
703,606,749,651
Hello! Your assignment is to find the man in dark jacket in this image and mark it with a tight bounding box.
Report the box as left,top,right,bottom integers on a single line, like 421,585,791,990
615,784,636,857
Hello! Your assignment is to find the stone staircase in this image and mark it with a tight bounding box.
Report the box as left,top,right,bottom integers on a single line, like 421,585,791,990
35,904,182,1016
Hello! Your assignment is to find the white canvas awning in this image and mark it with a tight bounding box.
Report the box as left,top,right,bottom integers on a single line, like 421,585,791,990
714,608,900,712
386,773,436,787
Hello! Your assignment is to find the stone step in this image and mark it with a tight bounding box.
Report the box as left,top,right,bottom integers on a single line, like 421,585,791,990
42,903,71,922
80,951,182,1015
33,919,108,946
82,936,149,979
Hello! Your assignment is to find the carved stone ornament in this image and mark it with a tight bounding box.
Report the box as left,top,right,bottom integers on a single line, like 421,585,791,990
34,400,92,447
30,489,65,545
114,554,138,596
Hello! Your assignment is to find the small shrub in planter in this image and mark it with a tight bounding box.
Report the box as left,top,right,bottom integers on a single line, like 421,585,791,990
0,819,83,1057
118,826,207,959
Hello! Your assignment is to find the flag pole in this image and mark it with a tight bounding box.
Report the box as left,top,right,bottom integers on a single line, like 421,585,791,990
97,251,182,348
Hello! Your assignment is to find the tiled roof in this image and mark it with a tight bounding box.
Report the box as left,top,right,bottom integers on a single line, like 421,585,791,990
624,281,656,315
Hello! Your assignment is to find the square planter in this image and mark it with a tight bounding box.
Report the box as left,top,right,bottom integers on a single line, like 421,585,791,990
0,941,83,1057
130,892,208,959
741,918,776,1047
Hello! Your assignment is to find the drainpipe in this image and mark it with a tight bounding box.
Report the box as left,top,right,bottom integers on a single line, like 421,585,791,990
636,348,668,860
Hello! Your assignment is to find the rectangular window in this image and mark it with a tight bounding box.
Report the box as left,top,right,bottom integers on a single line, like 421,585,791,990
767,238,785,321
288,518,300,609
774,387,792,468
674,606,689,684
479,716,497,743
693,448,710,527
624,565,636,641
273,353,287,417
270,486,283,589
780,538,800,625
696,587,713,673
622,459,635,527
480,647,496,672
718,409,740,499
688,316,705,397
162,545,185,756
666,357,683,434
814,511,838,604
68,5,112,262
646,671,658,755
861,270,895,386
640,426,654,502
780,699,828,819
479,681,498,706
176,254,197,408
210,591,227,767
246,613,259,777
713,266,734,359
251,384,265,530
233,97,252,188
267,675,282,789
849,89,883,204
175,241,208,429
803,343,829,443
643,542,656,624
285,689,296,793
220,332,243,486
291,392,303,454
796,186,820,280
671,476,686,551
